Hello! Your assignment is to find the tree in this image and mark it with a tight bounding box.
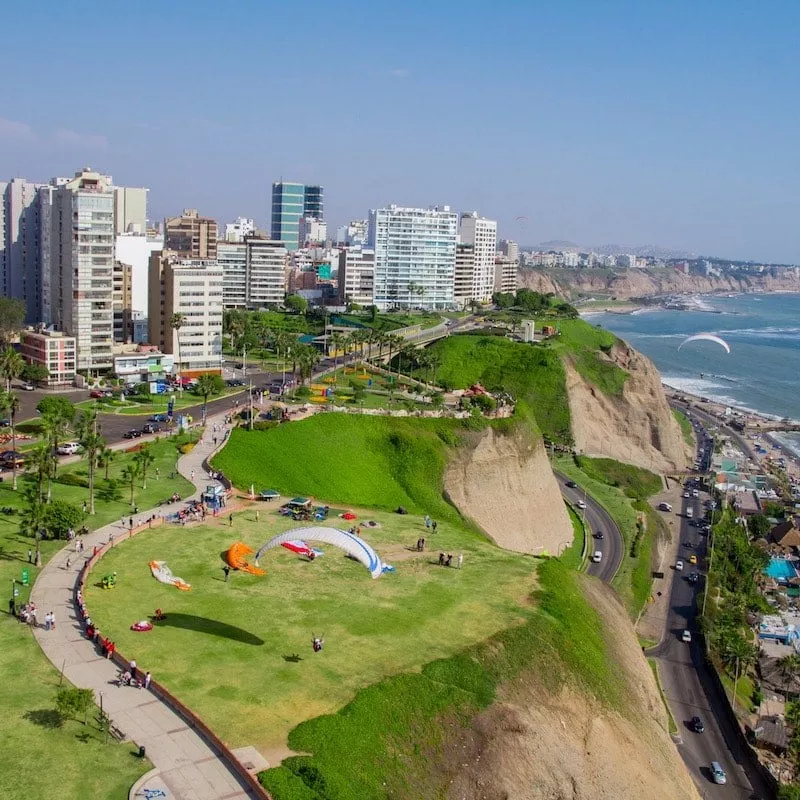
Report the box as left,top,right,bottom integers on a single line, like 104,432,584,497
367,305,378,323
0,298,25,346
386,334,404,374
284,294,308,314
42,500,85,540
41,406,73,501
55,687,95,726
0,390,21,489
36,396,76,425
98,444,117,481
134,443,155,489
122,462,141,506
19,487,46,565
194,373,226,418
21,362,49,386
492,292,515,309
28,445,55,502
170,313,186,381
0,347,24,391
329,332,344,371
297,345,321,385
747,513,771,540
76,409,104,515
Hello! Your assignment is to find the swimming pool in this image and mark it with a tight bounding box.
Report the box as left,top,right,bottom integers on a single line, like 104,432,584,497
765,558,798,581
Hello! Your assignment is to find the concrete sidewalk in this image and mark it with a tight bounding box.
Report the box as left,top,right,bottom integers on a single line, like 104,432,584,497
29,412,256,800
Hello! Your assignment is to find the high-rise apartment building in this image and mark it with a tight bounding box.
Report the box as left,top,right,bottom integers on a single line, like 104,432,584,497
493,256,518,295
338,247,375,306
115,231,164,318
112,261,132,342
219,236,287,309
148,252,223,376
499,239,519,262
299,217,327,247
335,220,368,247
368,205,458,310
164,209,218,259
458,212,497,303
46,168,116,373
270,182,324,251
454,244,475,308
224,217,255,242
114,186,148,235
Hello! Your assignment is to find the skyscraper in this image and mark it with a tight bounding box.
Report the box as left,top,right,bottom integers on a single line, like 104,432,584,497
458,212,497,303
368,205,458,310
270,181,324,251
164,209,218,259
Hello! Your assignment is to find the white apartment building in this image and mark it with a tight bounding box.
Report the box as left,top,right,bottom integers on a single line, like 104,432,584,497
219,236,286,309
458,212,497,303
115,231,164,317
224,217,255,242
493,256,518,295
454,244,475,308
113,186,148,235
563,251,579,268
338,247,375,306
148,253,223,375
299,217,327,247
368,205,458,310
499,239,519,262
335,220,368,246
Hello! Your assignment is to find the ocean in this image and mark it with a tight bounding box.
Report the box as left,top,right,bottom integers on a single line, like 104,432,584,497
583,293,800,455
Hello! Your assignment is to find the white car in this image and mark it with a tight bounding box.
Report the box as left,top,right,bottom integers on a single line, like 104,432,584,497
56,442,81,456
576,500,587,509
22,383,35,391
681,629,692,643
692,489,699,497
675,560,684,571
683,491,690,498
591,551,602,563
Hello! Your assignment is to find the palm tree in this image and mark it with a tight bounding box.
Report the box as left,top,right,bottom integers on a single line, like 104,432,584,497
298,346,321,385
170,313,186,384
329,332,344,372
134,444,155,490
0,347,24,392
386,334,404,374
98,444,117,481
19,487,46,566
194,373,226,422
0,390,21,489
41,411,72,501
122,462,141,506
75,409,104,515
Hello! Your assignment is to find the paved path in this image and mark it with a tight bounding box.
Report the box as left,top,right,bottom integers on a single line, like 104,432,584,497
29,412,257,800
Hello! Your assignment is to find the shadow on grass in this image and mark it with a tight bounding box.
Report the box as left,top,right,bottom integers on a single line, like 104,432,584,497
24,709,64,728
282,654,303,663
155,613,264,645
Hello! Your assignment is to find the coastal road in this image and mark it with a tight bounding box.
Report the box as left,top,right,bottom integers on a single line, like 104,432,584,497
555,472,622,581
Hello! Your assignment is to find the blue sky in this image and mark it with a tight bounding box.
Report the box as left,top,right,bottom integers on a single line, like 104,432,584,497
2,1,799,261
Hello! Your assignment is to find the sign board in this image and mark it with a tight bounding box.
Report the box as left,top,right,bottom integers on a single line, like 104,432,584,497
317,263,332,280
21,568,29,586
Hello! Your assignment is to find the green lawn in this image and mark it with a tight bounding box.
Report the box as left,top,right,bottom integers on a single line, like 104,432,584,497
212,415,474,526
648,659,677,735
672,408,694,447
573,455,663,500
560,505,586,571
85,506,537,753
80,388,242,417
0,438,194,799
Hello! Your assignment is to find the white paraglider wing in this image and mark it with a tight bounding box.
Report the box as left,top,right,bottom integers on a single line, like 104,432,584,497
678,333,730,354
254,527,385,578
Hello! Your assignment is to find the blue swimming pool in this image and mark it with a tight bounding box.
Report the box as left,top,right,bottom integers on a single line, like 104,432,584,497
765,558,798,580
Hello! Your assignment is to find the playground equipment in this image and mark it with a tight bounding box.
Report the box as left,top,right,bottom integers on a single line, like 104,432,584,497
254,526,392,579
101,573,117,589
149,560,192,591
225,542,266,576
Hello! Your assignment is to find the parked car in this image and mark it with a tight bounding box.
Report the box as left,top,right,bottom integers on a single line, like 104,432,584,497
691,716,705,733
710,761,726,785
681,629,692,643
658,502,672,512
141,423,160,434
21,383,34,391
56,442,81,456
591,551,602,563
149,414,168,423
688,573,699,585
689,554,698,565
675,560,684,571
0,451,25,468
0,418,10,427
122,429,142,439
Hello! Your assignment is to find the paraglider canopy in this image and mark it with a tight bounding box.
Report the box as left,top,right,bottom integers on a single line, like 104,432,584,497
678,333,731,354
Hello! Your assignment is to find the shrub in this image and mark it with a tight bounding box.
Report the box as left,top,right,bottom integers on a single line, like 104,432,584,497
56,473,89,488
180,443,195,455
252,421,279,432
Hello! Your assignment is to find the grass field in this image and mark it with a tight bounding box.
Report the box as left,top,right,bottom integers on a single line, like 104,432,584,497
211,415,474,526
672,408,694,447
560,505,586,571
85,505,537,753
0,438,194,799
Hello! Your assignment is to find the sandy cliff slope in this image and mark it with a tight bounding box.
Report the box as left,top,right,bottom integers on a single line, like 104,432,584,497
565,343,689,473
444,428,573,555
445,578,701,800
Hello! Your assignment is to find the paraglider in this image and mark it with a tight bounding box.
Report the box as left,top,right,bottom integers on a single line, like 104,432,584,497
678,333,731,354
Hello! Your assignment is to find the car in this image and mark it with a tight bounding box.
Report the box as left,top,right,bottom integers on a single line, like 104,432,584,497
591,551,602,563
691,716,705,733
710,761,727,785
688,573,699,584
683,491,690,498
141,423,161,434
576,500,587,509
0,450,24,468
565,480,577,488
681,629,692,643
149,414,168,423
658,502,673,512
0,418,10,427
692,489,699,497
122,429,142,439
689,554,698,565
21,383,34,391
594,531,604,540
56,442,81,456
675,560,684,571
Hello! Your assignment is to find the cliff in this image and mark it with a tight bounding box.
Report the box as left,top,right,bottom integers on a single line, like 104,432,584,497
565,342,689,472
444,427,573,555
446,577,701,800
519,265,800,299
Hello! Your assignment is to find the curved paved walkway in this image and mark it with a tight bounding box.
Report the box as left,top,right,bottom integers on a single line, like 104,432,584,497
29,413,257,800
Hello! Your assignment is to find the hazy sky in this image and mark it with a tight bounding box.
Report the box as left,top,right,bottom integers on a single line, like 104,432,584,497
2,1,799,262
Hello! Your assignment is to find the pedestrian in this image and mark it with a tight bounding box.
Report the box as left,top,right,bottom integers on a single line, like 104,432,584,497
82,500,87,513
424,514,431,530
129,517,133,530
144,671,151,690
50,610,56,630
255,510,260,522
30,607,37,628
155,467,160,480
223,565,231,582
27,549,32,563
129,659,137,680
109,532,115,546
420,537,425,551
9,597,15,617
457,553,463,569
44,612,50,631
65,556,71,569
438,552,445,566
191,470,196,482
121,516,125,529
432,520,438,533
213,436,217,446
229,513,233,527
445,554,453,567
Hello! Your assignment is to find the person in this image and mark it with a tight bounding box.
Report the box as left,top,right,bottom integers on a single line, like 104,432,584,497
155,467,160,480
144,671,151,690
129,659,137,680
27,549,32,563
82,500,87,513
222,565,231,582
432,520,438,533
44,611,51,631
445,554,453,567
191,470,196,482
438,552,445,566
424,515,431,530
50,610,56,630
129,517,133,530
65,556,71,569
255,510,260,522
420,537,425,551
312,636,324,653
106,640,115,660
109,532,115,546
229,513,233,527
154,608,166,621
8,597,15,617
458,553,463,569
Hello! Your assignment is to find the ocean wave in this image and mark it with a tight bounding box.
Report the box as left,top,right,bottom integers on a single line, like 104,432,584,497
770,432,800,459
714,326,800,338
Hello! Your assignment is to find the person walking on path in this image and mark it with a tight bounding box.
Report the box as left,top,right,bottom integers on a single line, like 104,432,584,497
432,520,438,533
27,549,32,563
228,514,233,527
144,671,151,690
50,610,55,630
129,659,137,681
44,611,51,631
191,470,196,482
424,515,431,530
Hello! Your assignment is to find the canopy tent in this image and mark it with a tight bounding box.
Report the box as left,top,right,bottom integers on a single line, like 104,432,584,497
254,526,386,578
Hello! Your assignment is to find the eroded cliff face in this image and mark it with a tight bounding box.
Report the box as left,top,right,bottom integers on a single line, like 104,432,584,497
566,343,689,473
444,578,701,800
444,427,573,555
519,265,800,299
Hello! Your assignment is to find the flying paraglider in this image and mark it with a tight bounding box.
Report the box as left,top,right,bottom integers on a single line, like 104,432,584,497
678,333,731,354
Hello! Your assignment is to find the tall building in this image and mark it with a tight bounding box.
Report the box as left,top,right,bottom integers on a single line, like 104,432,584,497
164,209,218,259
454,244,475,308
19,329,76,387
219,236,287,309
224,217,255,242
338,247,375,306
335,220,368,246
368,205,458,310
299,217,327,247
499,239,519,262
148,252,223,376
458,212,497,303
1,178,46,322
115,231,164,318
113,186,148,234
112,261,132,342
493,256,518,295
270,182,324,251
46,168,116,373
